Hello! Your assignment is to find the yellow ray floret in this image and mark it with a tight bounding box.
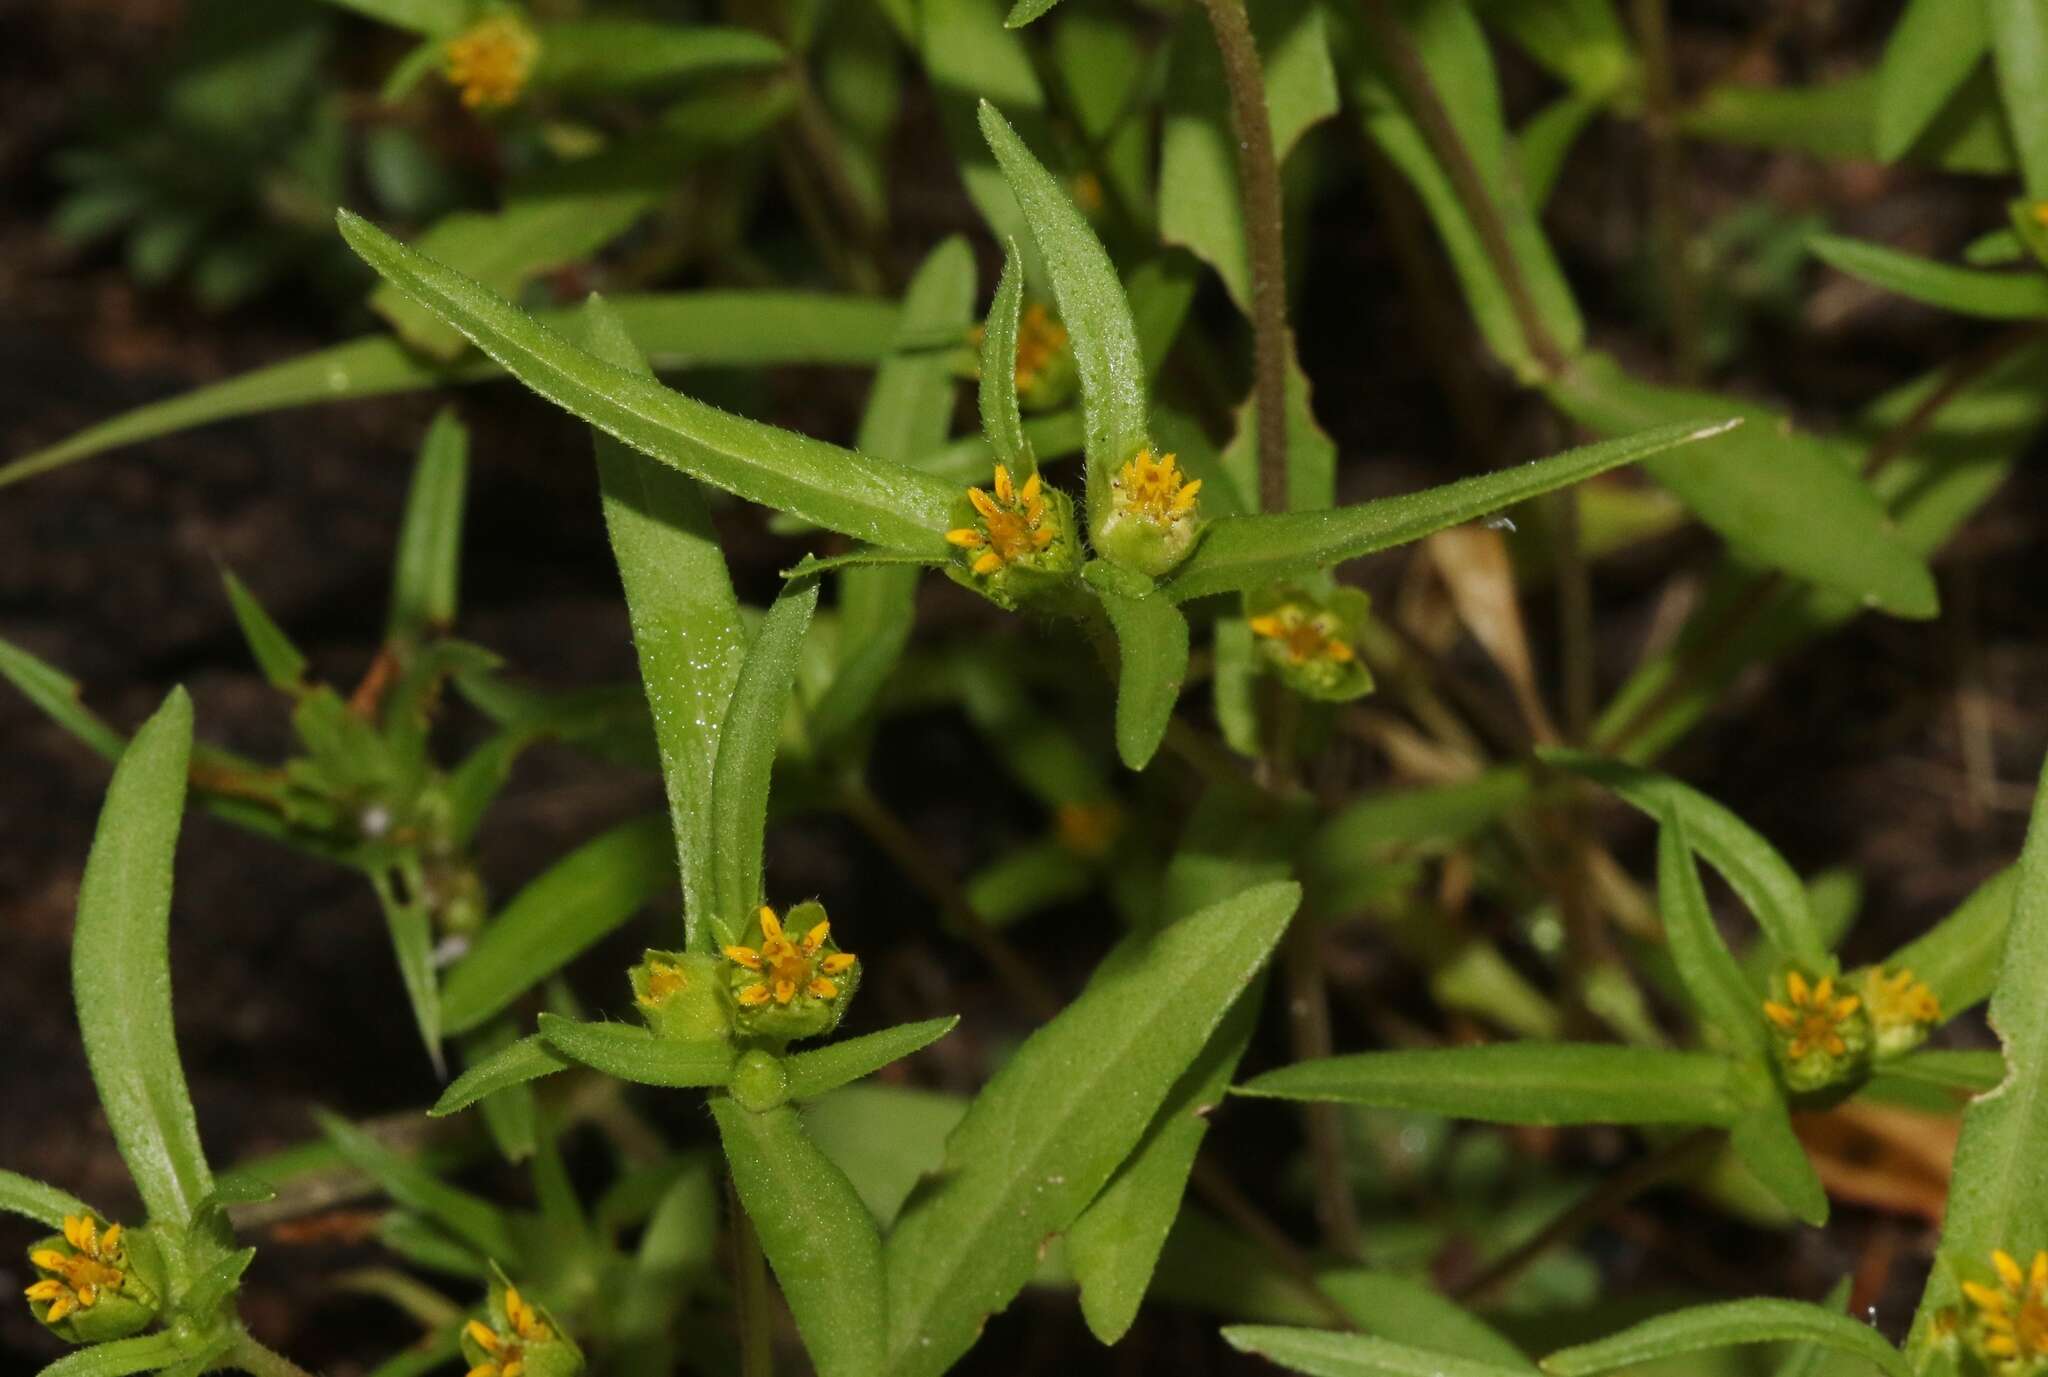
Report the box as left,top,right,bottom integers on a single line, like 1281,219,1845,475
464,1287,554,1377
946,465,1056,576
636,956,688,1006
1112,449,1200,526
725,906,858,1007
1762,971,1862,1059
24,1214,127,1325
1964,1248,2048,1366
1866,965,1941,1027
444,15,539,110
1249,607,1356,666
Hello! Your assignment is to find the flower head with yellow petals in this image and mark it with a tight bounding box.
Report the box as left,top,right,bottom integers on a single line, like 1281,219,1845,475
461,1279,580,1377
629,949,732,1044
1244,585,1376,702
723,901,860,1041
444,14,540,111
1857,964,1942,1057
945,464,1077,608
1963,1249,2048,1374
1094,447,1203,576
1763,968,1871,1092
24,1214,155,1344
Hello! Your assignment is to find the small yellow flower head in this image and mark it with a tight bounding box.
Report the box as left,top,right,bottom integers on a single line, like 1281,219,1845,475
1762,968,1871,1093
723,901,860,1041
1963,1249,2048,1374
945,464,1078,609
629,949,732,1044
1857,964,1942,1058
1095,448,1203,576
1011,304,1076,409
24,1214,155,1344
1054,800,1124,859
461,1280,580,1377
1244,585,1376,702
1070,171,1105,216
444,14,540,111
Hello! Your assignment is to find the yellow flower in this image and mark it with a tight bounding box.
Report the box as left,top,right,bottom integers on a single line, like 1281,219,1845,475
1111,449,1201,526
444,15,539,110
1012,304,1069,394
724,906,857,1008
1762,970,1862,1059
465,1286,554,1377
1070,171,1105,215
1054,801,1123,858
1964,1249,2048,1372
24,1215,126,1326
947,464,1057,577
1248,605,1357,667
1861,964,1941,1055
635,956,689,1008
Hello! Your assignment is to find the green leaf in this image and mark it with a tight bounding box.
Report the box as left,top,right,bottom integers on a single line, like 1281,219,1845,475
33,1330,231,1377
781,1017,960,1102
388,408,468,641
802,1086,969,1230
0,1170,91,1229
1987,0,2048,199
1879,1049,2006,1094
1223,1327,1536,1377
1,291,908,490
1541,1299,1909,1377
1548,354,1939,617
530,21,785,92
220,570,307,691
884,881,1302,1377
1545,749,1821,963
538,1013,736,1088
431,1035,572,1117
1219,342,1337,513
316,0,468,36
441,815,673,1034
1068,986,1259,1344
1876,0,1989,162
0,636,125,761
72,688,214,1226
314,1109,517,1260
709,584,818,937
1084,563,1190,771
1517,90,1603,211
1005,0,1062,28
1885,865,2019,1019
1657,810,1770,1055
1809,235,2048,320
1162,419,1739,602
1907,753,2048,1360
712,1099,885,1377
336,211,958,553
920,0,1050,277
1478,0,1632,94
371,869,443,1075
579,296,744,947
1236,1044,1742,1127
979,99,1149,500
1729,1092,1829,1226
979,239,1033,473
1770,1278,1855,1377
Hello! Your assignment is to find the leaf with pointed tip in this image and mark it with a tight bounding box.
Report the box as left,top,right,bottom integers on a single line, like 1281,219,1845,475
220,570,307,691
782,1017,960,1102
979,239,1033,473
432,1036,572,1118
336,211,958,552
314,1109,516,1259
388,408,468,640
1657,810,1771,1056
1810,235,2048,319
0,636,124,761
0,1170,91,1230
1729,1090,1829,1226
709,585,818,938
1163,419,1739,602
1542,1300,1909,1377
1876,0,1989,162
1085,563,1189,771
538,1014,736,1089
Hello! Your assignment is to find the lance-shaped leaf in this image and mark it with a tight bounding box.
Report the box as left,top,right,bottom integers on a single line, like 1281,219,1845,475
1885,864,2018,1019
979,100,1149,505
1542,1299,1909,1377
336,211,957,552
1810,235,2048,320
1084,563,1190,771
781,1017,960,1102
72,688,214,1226
1237,1044,1743,1127
388,408,468,641
2,292,905,490
432,1036,573,1118
371,869,443,1075
1879,1049,2007,1094
1729,1089,1829,1226
884,881,1301,1377
319,0,469,37
220,570,307,692
979,239,1034,474
1875,0,1990,162
0,1170,92,1231
538,1014,736,1088
580,297,744,945
314,1109,517,1260
1907,753,2048,1360
34,1330,233,1377
1162,419,1739,602
441,815,674,1034
1545,748,1822,963
1657,810,1771,1056
529,21,785,92
1224,1327,1536,1377
0,636,125,761
713,1099,886,1377
1988,0,2048,200
709,584,819,937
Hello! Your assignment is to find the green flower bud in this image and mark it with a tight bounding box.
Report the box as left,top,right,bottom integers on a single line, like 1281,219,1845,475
24,1214,158,1345
1762,968,1871,1094
944,464,1083,612
1092,448,1203,578
1244,585,1376,703
630,950,734,1044
730,1050,790,1113
462,1272,582,1377
721,901,860,1043
1857,964,1943,1059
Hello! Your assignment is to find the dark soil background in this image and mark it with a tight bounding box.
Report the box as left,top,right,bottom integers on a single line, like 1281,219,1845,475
5,1,2048,1374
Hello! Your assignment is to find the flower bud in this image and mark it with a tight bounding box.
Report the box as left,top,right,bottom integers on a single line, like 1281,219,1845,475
630,950,734,1044
1245,585,1376,702
1761,968,1870,1094
1856,964,1941,1059
721,902,860,1043
1092,448,1203,578
23,1215,158,1345
1960,1248,2048,1371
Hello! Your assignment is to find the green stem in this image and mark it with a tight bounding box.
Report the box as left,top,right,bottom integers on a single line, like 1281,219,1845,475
230,1331,320,1377
1631,0,1700,381
1198,0,1293,514
731,1177,776,1377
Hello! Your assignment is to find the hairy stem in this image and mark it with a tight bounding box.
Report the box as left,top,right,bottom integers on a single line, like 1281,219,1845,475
1198,0,1292,514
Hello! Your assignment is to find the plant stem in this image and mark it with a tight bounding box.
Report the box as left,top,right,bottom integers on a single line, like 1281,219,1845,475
1631,0,1701,381
1453,1127,1719,1301
731,1177,776,1377
1357,0,1568,376
1198,0,1292,514
1283,928,1365,1259
230,1331,320,1377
